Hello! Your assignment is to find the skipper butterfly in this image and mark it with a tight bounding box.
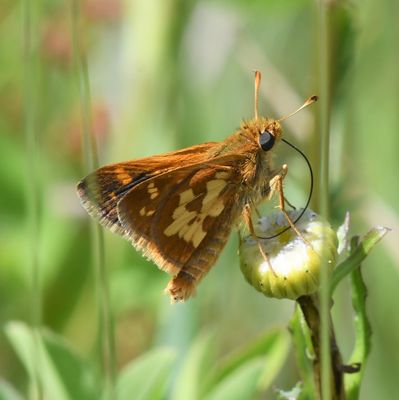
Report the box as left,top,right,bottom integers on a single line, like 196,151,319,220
77,71,317,302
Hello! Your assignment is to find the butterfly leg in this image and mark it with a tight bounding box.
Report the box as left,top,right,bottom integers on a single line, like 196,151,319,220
242,205,277,276
271,165,312,247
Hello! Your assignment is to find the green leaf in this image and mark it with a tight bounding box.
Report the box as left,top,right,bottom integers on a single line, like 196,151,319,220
344,238,372,400
4,322,98,400
116,347,176,400
205,328,290,396
257,330,291,391
204,358,265,400
331,227,390,293
172,331,215,400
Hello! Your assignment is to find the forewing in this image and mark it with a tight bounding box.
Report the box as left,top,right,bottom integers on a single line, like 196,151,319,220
76,142,217,236
117,164,243,300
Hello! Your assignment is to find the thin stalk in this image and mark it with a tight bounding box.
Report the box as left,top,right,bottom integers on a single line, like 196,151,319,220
297,296,344,399
71,2,116,397
22,0,42,398
317,0,332,398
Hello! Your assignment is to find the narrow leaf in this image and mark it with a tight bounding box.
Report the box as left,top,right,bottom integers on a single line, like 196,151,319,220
204,358,265,400
204,328,290,396
116,347,175,400
331,227,389,293
4,322,98,400
344,238,372,400
172,332,215,400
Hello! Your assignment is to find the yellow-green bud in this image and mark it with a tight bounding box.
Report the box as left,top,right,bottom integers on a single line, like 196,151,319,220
239,209,338,300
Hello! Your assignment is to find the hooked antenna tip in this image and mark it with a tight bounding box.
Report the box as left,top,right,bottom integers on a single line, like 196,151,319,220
307,95,319,104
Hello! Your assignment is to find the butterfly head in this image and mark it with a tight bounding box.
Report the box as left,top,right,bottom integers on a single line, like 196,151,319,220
257,119,282,152
240,117,282,153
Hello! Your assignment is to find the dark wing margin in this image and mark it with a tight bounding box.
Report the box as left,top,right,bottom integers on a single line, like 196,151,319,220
77,163,153,236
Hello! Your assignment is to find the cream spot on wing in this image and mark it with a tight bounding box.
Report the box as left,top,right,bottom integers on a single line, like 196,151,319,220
146,210,155,216
163,180,227,247
164,211,196,237
201,180,226,217
147,182,159,199
179,188,195,205
206,179,226,193
179,217,206,248
181,221,197,241
208,200,224,217
172,204,188,219
140,207,146,216
192,228,207,248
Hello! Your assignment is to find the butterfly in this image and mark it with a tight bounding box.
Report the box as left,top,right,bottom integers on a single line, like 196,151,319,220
77,71,317,302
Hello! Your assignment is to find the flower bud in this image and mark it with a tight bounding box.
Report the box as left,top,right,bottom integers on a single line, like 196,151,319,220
239,209,338,300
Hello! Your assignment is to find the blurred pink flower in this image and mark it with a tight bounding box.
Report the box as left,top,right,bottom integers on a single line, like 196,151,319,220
82,0,123,23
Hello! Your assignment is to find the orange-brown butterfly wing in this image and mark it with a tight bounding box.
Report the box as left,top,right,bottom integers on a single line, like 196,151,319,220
77,142,217,236
117,164,243,301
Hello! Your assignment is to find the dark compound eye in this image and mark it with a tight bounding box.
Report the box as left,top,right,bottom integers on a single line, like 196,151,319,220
259,130,275,151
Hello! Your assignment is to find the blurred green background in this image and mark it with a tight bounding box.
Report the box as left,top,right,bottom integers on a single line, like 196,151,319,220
1,0,398,398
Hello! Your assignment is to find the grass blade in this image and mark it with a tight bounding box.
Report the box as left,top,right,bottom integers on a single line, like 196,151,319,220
70,1,116,397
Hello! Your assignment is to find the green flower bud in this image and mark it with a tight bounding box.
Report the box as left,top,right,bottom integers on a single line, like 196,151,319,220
239,209,338,300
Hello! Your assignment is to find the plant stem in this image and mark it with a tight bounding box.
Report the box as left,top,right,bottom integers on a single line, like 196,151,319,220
23,0,43,398
71,2,116,397
297,295,345,400
317,0,332,396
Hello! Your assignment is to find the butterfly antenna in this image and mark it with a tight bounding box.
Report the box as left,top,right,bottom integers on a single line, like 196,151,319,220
254,70,261,120
278,95,318,122
261,95,318,239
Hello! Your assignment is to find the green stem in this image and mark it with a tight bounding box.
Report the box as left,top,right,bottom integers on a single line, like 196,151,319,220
317,0,332,395
71,2,116,397
23,0,43,398
297,296,344,400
